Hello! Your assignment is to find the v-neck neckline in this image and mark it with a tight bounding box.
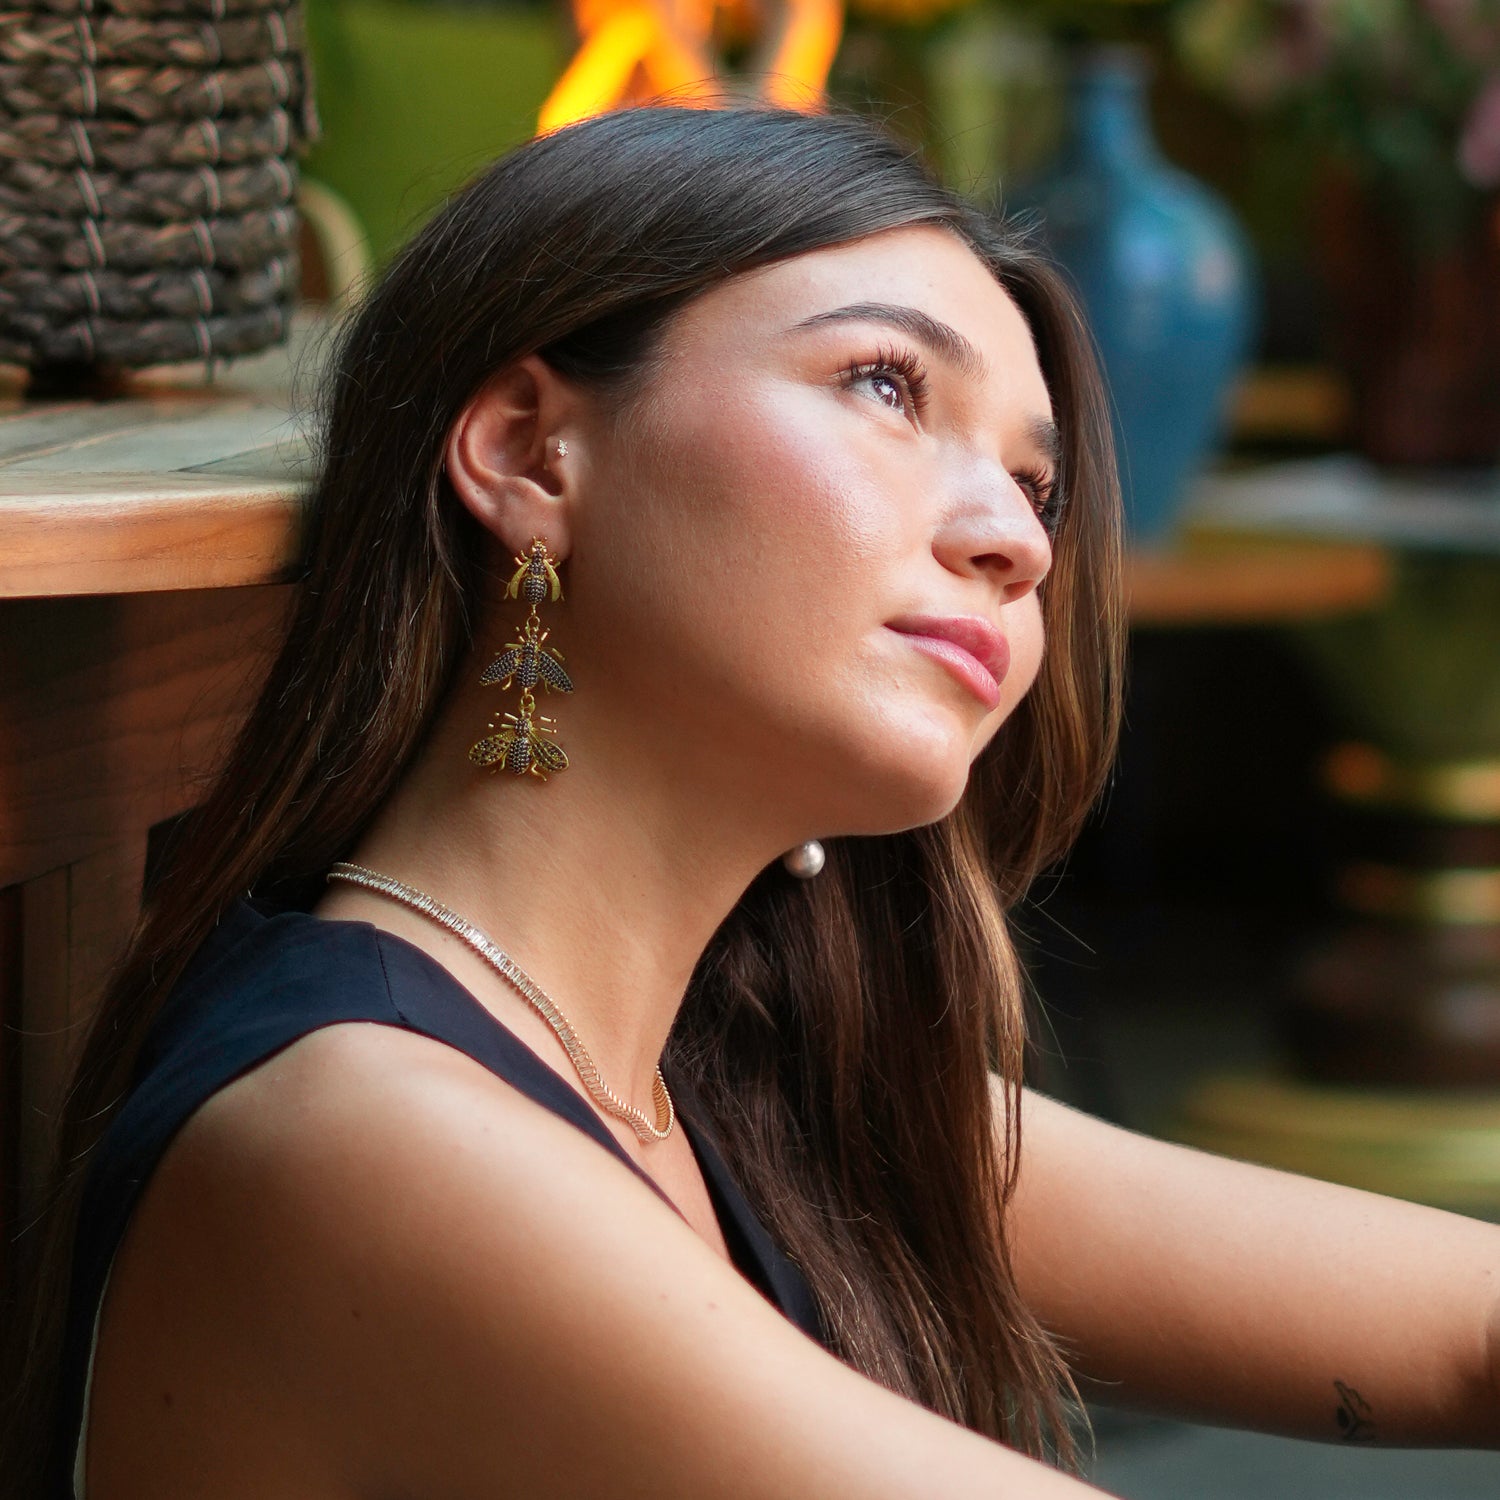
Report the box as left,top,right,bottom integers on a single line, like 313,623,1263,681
293,903,784,1303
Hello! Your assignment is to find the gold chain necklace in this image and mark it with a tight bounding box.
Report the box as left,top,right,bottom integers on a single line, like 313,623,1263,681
324,861,675,1143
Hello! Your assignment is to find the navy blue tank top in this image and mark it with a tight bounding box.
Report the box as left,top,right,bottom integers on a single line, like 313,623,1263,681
50,895,826,1497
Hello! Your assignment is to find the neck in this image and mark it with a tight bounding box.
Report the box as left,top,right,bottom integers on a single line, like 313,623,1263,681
313,670,799,1127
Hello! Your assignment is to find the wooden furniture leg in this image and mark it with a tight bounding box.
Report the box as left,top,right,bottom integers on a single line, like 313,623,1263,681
16,841,149,1219
0,583,289,1295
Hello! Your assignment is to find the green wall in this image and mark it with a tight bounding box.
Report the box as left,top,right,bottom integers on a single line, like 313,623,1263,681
304,0,571,263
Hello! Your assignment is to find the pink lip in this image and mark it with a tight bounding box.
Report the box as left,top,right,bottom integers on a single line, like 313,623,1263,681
887,614,1010,711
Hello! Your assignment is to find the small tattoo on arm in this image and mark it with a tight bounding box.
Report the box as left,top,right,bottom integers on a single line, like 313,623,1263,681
1334,1379,1375,1442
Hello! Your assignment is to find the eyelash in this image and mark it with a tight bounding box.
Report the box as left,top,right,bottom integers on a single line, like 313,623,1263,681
837,342,1065,536
838,343,931,421
1015,464,1065,536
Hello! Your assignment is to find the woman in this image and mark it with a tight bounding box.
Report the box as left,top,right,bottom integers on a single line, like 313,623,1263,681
5,104,1498,1498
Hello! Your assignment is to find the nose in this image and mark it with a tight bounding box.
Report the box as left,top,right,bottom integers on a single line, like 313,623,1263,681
932,465,1053,604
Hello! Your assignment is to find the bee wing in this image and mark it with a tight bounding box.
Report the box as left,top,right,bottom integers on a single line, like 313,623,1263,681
479,648,522,685
469,735,512,766
534,739,569,772
535,652,574,693
544,563,563,601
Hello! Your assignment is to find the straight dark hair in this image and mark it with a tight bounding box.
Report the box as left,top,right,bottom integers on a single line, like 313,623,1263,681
3,103,1123,1491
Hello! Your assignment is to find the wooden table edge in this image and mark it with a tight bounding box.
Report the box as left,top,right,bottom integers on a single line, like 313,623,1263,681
0,475,307,597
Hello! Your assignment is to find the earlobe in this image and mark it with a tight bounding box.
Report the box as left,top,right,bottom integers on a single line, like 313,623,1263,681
443,357,576,560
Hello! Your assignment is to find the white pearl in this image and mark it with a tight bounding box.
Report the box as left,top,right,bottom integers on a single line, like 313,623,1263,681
782,840,826,878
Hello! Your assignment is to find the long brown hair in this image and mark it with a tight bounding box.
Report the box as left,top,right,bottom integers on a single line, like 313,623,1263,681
2,103,1123,1490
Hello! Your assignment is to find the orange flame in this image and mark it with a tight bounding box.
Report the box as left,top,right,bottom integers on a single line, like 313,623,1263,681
538,0,843,132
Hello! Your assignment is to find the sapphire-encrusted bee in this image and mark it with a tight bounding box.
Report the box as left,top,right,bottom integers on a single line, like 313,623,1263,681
469,709,569,779
478,625,573,695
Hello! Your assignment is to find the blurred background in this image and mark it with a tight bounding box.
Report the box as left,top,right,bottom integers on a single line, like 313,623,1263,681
6,0,1500,1492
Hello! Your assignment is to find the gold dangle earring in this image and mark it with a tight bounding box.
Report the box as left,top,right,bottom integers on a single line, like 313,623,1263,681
468,536,574,780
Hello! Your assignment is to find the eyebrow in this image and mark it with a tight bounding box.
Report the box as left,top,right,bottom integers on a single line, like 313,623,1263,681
787,301,991,384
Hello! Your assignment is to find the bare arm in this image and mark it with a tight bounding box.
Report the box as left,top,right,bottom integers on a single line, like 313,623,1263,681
1006,1083,1500,1448
91,1024,1116,1500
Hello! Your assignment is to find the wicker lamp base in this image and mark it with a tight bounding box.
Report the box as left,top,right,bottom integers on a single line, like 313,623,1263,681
0,0,317,383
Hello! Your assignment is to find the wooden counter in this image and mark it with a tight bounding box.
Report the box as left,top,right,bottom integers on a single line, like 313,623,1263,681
1,388,310,599
0,372,307,1259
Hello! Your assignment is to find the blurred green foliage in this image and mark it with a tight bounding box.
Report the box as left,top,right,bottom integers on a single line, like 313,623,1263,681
1174,0,1500,252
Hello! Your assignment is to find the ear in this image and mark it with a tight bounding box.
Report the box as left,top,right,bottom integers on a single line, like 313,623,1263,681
444,354,578,560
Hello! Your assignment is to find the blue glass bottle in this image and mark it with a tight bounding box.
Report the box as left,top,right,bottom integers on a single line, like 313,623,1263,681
1025,47,1257,541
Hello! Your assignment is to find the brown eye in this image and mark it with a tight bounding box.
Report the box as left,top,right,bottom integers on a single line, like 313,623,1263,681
838,345,930,422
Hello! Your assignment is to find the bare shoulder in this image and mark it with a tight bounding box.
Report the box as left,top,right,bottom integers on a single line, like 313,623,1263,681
87,1022,588,1497
87,1029,1101,1500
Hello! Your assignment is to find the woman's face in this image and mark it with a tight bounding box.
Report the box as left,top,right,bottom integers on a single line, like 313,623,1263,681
565,223,1059,839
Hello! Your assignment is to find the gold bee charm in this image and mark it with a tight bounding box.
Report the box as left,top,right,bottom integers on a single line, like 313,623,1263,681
469,537,573,780
470,709,570,778
506,537,563,606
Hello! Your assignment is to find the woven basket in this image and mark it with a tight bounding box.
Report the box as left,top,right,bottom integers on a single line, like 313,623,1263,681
0,0,317,379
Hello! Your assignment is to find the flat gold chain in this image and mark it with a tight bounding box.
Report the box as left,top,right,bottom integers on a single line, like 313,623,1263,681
324,861,674,1143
